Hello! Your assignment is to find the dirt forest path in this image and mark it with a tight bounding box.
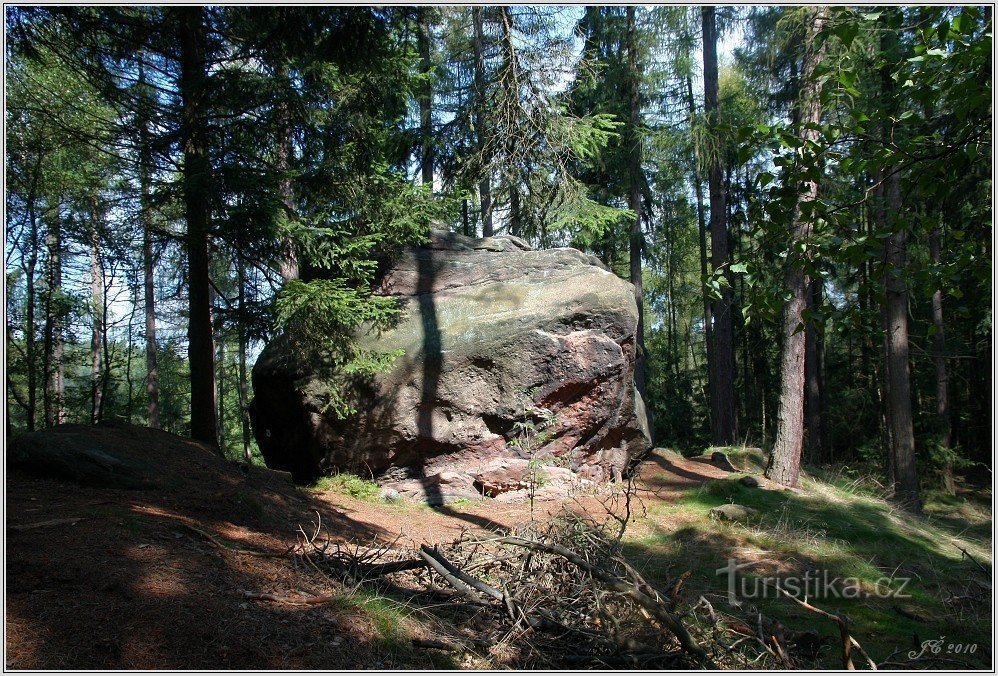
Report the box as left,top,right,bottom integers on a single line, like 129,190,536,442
310,448,739,549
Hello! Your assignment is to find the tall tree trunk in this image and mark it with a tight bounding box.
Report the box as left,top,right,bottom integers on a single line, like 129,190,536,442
25,186,39,431
178,6,219,450
237,254,252,464
766,7,829,488
702,6,736,446
217,337,226,455
140,94,160,429
125,284,137,423
929,224,953,493
90,220,104,425
626,7,647,401
43,205,64,428
871,171,895,480
100,277,112,423
472,7,493,237
805,278,827,463
273,60,298,282
665,215,680,381
883,170,921,511
418,7,434,190
685,74,714,427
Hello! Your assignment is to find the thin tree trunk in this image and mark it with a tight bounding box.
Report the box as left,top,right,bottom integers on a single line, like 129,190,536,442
43,205,64,428
99,273,112,423
472,7,493,237
90,218,104,425
509,182,521,237
178,6,219,450
274,60,298,282
418,7,434,190
25,186,39,431
928,224,953,492
626,6,647,401
883,170,921,511
665,216,680,382
125,283,137,423
141,108,160,429
871,171,895,481
217,337,226,455
702,6,736,446
237,254,252,464
766,7,829,488
805,278,826,464
685,74,714,429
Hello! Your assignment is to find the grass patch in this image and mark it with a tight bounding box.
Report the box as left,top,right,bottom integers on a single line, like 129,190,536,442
695,445,768,472
624,470,992,668
331,591,414,658
700,478,745,500
309,474,380,501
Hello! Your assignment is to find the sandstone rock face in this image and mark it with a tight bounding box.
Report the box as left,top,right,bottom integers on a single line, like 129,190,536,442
250,231,651,501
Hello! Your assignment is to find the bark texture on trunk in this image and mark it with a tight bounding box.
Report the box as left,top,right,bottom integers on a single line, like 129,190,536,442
418,8,434,189
883,170,921,511
25,191,39,431
179,6,220,451
274,61,298,283
805,278,827,464
627,7,647,402
90,222,104,424
701,6,736,446
43,206,64,428
685,74,714,423
929,225,953,492
139,62,160,429
472,7,493,237
767,7,829,488
237,255,252,463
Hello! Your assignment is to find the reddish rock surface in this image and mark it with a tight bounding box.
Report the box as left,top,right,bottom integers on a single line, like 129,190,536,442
251,231,651,502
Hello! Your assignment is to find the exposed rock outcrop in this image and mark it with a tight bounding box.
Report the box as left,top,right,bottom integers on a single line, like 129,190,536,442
250,230,651,502
10,426,160,490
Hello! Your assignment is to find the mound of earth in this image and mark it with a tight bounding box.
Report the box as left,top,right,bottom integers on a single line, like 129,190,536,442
6,424,421,669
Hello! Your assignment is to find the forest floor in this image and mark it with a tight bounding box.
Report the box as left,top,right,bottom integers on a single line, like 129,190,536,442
5,424,993,670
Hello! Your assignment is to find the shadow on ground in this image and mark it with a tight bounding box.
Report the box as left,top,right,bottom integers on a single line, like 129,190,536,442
5,424,453,669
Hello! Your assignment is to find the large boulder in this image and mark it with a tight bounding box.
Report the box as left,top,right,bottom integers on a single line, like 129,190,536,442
250,230,651,500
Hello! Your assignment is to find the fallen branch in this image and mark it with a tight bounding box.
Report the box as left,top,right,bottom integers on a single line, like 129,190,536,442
958,546,989,574
346,558,427,580
771,584,875,670
417,546,485,604
178,522,290,558
419,545,504,601
242,590,336,605
497,535,716,668
412,637,462,652
892,605,926,623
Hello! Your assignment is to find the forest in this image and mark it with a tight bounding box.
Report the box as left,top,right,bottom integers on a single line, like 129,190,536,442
4,5,994,671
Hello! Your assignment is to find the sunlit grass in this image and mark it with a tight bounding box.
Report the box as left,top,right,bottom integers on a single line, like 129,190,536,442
623,458,992,667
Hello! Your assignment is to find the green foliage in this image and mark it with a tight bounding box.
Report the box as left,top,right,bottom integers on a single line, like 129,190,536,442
310,473,381,501
700,478,744,500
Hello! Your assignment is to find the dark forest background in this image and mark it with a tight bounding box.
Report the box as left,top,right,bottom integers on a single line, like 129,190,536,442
5,6,992,509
